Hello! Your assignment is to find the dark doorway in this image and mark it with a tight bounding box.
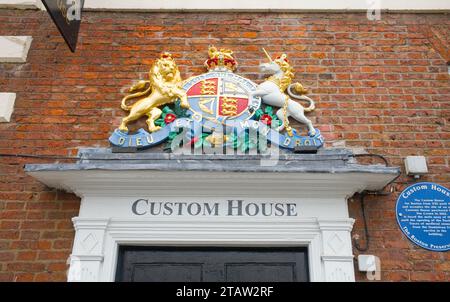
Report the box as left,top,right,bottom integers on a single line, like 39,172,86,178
115,246,309,282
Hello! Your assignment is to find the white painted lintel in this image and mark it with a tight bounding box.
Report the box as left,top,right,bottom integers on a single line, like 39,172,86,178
82,0,450,12
0,0,449,12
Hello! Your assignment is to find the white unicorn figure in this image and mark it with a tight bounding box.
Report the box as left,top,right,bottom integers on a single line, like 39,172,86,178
250,50,317,136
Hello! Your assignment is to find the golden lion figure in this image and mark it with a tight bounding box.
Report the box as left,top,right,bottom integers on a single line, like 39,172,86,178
119,52,190,133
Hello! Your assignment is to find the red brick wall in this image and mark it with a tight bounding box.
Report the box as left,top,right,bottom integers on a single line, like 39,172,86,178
0,10,448,281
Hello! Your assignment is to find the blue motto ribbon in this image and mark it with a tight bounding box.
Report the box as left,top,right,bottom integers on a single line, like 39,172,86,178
109,118,324,150
224,120,324,149
109,118,196,149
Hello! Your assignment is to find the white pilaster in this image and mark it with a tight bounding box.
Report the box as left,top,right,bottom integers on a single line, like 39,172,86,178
68,218,109,282
319,219,356,282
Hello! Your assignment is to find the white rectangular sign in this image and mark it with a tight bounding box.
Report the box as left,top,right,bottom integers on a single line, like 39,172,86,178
78,196,348,220
131,199,298,217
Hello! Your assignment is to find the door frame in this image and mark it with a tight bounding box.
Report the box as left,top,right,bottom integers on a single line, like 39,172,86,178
27,152,399,282
68,217,355,282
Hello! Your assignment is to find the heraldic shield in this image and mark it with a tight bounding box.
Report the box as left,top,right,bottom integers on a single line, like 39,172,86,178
109,46,324,152
184,72,260,127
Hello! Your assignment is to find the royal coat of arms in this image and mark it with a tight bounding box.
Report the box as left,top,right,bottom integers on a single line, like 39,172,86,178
109,47,324,153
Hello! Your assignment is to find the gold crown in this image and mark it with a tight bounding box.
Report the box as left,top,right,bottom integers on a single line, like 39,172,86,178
205,46,238,72
160,52,173,60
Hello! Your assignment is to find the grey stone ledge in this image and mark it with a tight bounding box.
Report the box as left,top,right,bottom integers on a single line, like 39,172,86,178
77,147,353,162
24,148,400,176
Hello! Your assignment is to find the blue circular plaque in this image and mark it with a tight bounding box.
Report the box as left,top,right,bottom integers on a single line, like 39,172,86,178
396,182,450,252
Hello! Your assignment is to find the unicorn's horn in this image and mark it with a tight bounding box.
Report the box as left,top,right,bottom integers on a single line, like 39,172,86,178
262,48,273,62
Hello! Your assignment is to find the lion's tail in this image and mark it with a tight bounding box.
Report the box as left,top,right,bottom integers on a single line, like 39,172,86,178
121,95,135,111
287,83,316,112
121,81,152,111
